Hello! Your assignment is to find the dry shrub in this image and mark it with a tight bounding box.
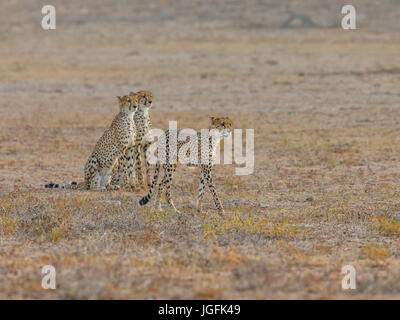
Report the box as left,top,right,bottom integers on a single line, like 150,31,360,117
372,217,400,236
362,245,389,261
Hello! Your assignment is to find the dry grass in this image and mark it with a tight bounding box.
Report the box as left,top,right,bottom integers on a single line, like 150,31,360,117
1,0,400,299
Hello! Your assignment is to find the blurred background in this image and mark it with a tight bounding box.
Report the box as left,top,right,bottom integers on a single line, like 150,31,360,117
1,1,399,189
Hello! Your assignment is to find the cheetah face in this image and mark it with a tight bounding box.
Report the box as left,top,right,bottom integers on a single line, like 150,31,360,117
118,95,138,112
130,90,153,110
210,117,232,138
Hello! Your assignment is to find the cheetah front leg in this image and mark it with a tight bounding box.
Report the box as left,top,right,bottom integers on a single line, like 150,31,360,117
204,165,224,216
111,156,124,186
107,160,121,190
112,150,135,190
134,143,144,187
123,147,136,190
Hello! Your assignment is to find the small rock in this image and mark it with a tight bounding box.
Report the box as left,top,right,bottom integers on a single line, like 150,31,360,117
259,202,269,208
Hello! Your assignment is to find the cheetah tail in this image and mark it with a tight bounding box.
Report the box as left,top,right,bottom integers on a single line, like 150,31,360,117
138,162,160,206
43,181,87,190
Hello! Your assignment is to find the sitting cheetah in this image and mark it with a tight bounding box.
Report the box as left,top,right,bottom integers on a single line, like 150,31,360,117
112,90,153,189
84,94,138,190
44,95,138,190
138,117,232,215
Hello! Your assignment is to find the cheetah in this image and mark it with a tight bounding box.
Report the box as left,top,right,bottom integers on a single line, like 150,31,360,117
112,90,153,189
84,94,138,190
138,117,232,215
44,94,139,190
131,90,154,187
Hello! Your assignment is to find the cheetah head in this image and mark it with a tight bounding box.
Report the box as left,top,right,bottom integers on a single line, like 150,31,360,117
210,116,232,138
130,90,153,110
117,95,138,113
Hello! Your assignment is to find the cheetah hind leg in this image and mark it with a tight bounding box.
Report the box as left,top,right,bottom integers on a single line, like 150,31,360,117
196,169,206,215
153,176,165,212
205,167,225,217
85,156,100,190
98,165,116,191
106,184,120,191
90,172,101,190
154,165,169,212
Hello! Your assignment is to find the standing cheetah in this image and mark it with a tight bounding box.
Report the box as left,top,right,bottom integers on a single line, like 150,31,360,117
112,90,153,189
84,94,139,190
138,117,232,215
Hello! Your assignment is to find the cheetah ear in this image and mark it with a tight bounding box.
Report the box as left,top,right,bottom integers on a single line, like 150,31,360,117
117,96,122,102
129,91,135,96
209,116,215,121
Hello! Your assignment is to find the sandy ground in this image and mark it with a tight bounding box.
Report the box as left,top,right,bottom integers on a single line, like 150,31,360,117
1,0,400,299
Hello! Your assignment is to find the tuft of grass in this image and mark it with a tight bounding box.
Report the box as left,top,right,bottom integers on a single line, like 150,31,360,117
141,206,170,225
204,209,301,239
225,176,248,195
369,217,400,235
0,196,19,235
268,221,300,238
362,245,389,261
44,226,67,243
0,214,19,236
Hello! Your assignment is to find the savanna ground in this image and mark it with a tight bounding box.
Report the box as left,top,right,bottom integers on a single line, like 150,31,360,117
1,1,400,299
